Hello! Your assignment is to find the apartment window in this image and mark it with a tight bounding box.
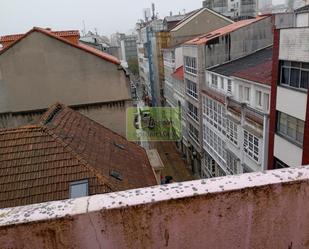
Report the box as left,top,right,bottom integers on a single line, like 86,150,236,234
211,74,218,88
264,93,270,112
204,125,227,162
277,111,304,146
69,179,89,199
226,119,238,146
256,90,262,107
274,157,289,169
203,96,226,134
184,56,197,75
220,77,224,89
244,130,259,163
227,152,238,174
188,102,199,122
239,85,243,100
189,123,199,142
227,79,232,93
186,79,198,99
280,60,309,90
244,87,250,102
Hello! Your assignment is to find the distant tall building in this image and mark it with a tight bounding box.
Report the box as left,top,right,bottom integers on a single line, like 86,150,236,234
203,0,258,19
120,34,138,62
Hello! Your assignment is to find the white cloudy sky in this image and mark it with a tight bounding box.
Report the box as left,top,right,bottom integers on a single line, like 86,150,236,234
0,0,202,36
0,0,286,37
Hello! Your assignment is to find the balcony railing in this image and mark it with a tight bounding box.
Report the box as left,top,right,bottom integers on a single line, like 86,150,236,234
1,166,309,249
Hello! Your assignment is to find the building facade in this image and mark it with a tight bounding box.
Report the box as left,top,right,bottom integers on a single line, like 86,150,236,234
0,28,132,137
183,16,273,177
163,8,233,173
203,0,258,19
201,47,272,178
268,7,309,169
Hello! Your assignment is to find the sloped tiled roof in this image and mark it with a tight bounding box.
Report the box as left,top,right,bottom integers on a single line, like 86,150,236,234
0,103,156,208
0,27,120,65
185,16,268,45
0,30,80,42
171,66,184,81
209,46,273,86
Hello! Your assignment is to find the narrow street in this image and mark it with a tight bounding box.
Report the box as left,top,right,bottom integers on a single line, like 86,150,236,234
151,141,195,182
133,81,195,182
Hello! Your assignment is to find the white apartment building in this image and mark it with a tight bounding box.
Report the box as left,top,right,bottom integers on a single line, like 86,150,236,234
183,16,273,177
201,47,272,178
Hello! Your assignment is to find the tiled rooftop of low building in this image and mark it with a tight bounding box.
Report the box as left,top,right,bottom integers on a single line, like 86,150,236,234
209,46,273,85
0,103,157,208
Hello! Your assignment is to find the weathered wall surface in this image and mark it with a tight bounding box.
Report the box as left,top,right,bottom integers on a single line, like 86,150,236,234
0,167,309,249
205,17,273,68
0,100,131,137
0,31,131,114
171,9,233,46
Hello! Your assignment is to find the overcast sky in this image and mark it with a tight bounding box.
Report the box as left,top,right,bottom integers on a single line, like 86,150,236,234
0,0,203,37
0,0,287,37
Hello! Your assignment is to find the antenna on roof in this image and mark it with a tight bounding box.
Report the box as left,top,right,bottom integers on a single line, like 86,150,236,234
151,3,156,20
82,20,86,36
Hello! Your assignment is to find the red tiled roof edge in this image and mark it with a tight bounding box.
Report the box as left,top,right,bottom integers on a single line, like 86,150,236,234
0,27,120,65
185,16,269,45
171,66,184,81
232,60,272,86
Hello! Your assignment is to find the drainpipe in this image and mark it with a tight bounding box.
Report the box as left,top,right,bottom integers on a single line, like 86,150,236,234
262,114,269,171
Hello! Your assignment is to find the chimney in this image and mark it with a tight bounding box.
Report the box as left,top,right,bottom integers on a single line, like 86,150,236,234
45,28,52,31
170,11,173,16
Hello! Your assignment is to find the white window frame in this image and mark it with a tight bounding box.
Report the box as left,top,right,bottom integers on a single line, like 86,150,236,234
69,179,89,199
256,90,262,108
202,96,226,135
184,56,197,75
243,130,260,163
186,79,198,100
226,119,238,146
187,102,199,122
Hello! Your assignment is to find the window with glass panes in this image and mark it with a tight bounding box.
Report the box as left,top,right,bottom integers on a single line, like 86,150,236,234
226,119,238,146
211,74,218,88
226,152,238,174
189,123,199,142
243,130,260,163
204,126,227,162
184,56,197,75
187,102,199,122
202,96,226,134
277,111,304,146
280,60,309,90
227,79,232,93
186,79,198,99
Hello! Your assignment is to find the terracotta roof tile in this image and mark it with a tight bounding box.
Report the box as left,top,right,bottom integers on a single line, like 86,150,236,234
0,103,156,208
171,66,184,81
185,16,268,45
233,60,272,85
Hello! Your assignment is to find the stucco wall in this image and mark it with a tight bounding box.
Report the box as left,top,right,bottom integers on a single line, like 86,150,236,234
0,100,131,137
0,167,309,249
205,17,273,68
0,31,131,114
171,9,233,46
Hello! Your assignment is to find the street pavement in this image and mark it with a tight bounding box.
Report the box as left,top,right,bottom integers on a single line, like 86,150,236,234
133,80,195,182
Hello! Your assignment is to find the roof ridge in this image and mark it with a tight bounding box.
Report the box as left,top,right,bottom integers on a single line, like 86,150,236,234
0,125,42,134
0,27,120,65
41,125,117,192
